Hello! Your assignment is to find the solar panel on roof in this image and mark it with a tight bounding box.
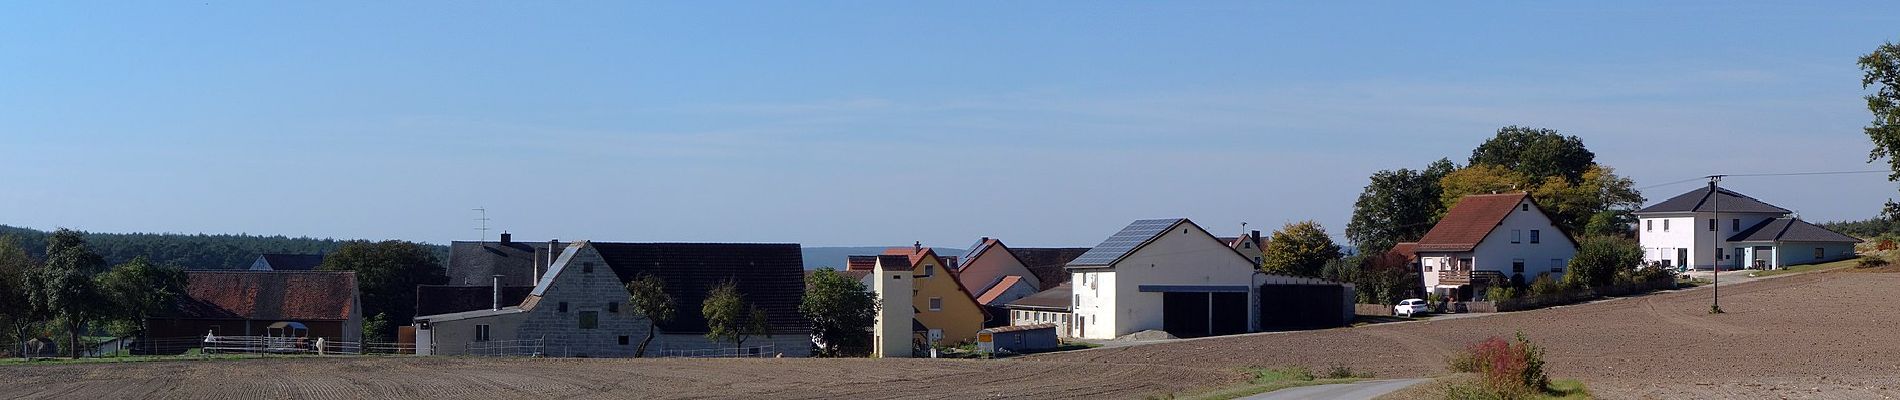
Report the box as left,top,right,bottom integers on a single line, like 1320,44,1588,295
1068,218,1184,266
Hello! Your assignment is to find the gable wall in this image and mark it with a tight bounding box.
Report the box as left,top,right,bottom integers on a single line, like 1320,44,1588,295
1470,198,1578,282
909,255,987,344
956,244,1040,297
1093,222,1255,339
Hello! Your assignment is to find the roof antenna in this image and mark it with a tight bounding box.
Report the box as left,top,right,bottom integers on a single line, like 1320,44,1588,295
473,207,491,243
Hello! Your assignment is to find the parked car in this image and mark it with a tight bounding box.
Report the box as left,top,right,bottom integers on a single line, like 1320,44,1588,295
1394,298,1429,317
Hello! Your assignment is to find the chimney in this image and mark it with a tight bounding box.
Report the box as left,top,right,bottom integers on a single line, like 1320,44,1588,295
542,239,558,283
914,241,922,253
1251,230,1261,240
500,231,512,244
491,274,503,310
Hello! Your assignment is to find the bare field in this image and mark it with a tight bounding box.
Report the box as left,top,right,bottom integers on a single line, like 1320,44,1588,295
2,269,1896,399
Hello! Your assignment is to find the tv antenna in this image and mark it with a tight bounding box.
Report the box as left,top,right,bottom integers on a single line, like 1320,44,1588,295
473,207,491,243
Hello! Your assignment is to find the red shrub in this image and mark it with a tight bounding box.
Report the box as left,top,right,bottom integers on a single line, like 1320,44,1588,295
1464,333,1550,397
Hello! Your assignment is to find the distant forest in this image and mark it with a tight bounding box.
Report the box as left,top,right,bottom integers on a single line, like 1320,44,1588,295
1820,217,1900,239
0,224,448,270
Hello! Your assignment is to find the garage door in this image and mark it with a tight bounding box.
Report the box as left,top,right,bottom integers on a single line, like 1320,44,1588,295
1258,284,1346,330
1162,292,1249,338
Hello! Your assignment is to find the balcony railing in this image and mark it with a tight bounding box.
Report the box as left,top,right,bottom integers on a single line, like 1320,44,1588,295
1439,270,1507,286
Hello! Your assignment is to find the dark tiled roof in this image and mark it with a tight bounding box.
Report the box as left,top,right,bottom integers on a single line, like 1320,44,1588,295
415,285,535,317
445,240,563,287
253,254,325,271
1005,282,1071,311
1010,247,1090,290
874,254,912,270
592,243,807,335
173,271,357,321
1417,193,1529,252
1637,186,1790,215
1727,218,1863,243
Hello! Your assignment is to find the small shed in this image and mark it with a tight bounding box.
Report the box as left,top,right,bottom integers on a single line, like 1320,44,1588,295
977,323,1059,354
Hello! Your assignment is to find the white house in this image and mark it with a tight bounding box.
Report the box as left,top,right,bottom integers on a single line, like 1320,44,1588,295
1416,193,1577,300
1635,185,1860,270
1066,218,1351,340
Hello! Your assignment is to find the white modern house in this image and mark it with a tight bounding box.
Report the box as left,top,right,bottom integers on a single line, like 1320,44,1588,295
1066,218,1350,340
1635,186,1860,270
1416,192,1577,300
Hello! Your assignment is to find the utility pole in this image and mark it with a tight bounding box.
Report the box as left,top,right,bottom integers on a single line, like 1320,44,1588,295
1708,176,1725,314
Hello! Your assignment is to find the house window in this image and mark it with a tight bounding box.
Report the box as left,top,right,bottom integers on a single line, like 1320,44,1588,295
1815,248,1825,259
924,264,934,278
1646,220,1652,232
618,336,630,345
1709,219,1717,232
1530,230,1541,244
1512,260,1525,273
558,302,568,312
1511,230,1522,244
929,297,943,311
1664,219,1670,231
579,311,599,329
1732,219,1740,231
607,302,619,313
1550,259,1565,273
1521,204,1529,211
475,324,491,342
1074,294,1081,306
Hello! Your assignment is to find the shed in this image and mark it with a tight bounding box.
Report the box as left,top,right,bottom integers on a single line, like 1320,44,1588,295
977,323,1059,354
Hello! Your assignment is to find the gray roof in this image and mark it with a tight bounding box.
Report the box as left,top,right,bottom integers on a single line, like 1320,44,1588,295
1068,218,1187,267
415,307,526,323
1005,282,1071,311
1636,186,1789,215
1727,218,1863,243
445,240,563,287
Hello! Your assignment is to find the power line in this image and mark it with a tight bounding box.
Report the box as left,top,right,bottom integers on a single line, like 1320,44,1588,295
1639,169,1888,190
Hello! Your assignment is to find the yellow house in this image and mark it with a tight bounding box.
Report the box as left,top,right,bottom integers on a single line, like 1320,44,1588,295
883,244,988,345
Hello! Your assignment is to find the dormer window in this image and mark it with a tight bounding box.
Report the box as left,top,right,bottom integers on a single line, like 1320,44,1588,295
1521,204,1529,211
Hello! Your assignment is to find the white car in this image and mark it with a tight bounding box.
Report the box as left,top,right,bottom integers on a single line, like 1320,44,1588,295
1394,298,1429,317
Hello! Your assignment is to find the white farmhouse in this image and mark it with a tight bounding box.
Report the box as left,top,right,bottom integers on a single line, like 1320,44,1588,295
1417,193,1577,301
1067,218,1351,340
1635,185,1860,270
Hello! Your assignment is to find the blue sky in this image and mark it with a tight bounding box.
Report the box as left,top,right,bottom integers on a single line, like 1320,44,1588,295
3,1,1898,248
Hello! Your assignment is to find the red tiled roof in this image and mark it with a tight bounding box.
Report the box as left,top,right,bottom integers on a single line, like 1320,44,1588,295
1416,193,1528,252
975,276,1024,305
1390,242,1419,261
846,255,877,271
175,271,357,321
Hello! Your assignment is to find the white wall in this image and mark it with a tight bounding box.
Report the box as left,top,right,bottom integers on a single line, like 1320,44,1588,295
1470,198,1578,283
1639,212,1784,269
872,258,914,358
1010,309,1073,338
1084,222,1255,340
1070,270,1116,339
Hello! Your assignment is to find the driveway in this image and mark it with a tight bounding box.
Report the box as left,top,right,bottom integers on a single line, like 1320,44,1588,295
1241,379,1429,400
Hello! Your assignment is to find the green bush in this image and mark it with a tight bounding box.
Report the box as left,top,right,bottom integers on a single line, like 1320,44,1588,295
1324,366,1359,379
1484,285,1518,301
1564,236,1643,289
1859,255,1891,269
1527,275,1565,298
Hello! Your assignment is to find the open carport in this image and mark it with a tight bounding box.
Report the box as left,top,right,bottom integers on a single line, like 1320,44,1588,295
1143,285,1251,338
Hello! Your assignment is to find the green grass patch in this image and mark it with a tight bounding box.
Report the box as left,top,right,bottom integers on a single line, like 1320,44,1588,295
1170,366,1370,400
1395,374,1592,400
1749,257,1859,278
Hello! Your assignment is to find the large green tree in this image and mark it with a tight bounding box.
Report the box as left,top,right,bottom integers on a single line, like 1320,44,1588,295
1860,41,1900,218
625,273,677,357
800,268,878,357
1529,165,1644,235
94,256,187,351
1438,164,1530,211
27,229,109,359
1260,221,1342,278
1468,126,1597,184
0,236,36,357
318,240,447,327
1347,158,1457,254
1564,236,1643,289
703,280,769,349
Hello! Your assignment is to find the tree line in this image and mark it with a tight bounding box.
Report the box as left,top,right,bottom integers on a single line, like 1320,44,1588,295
0,224,448,270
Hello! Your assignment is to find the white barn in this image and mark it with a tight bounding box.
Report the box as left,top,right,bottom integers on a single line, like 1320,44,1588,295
1067,218,1350,340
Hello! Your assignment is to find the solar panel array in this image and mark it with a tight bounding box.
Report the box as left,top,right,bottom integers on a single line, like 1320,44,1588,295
1067,218,1184,266
961,238,992,266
